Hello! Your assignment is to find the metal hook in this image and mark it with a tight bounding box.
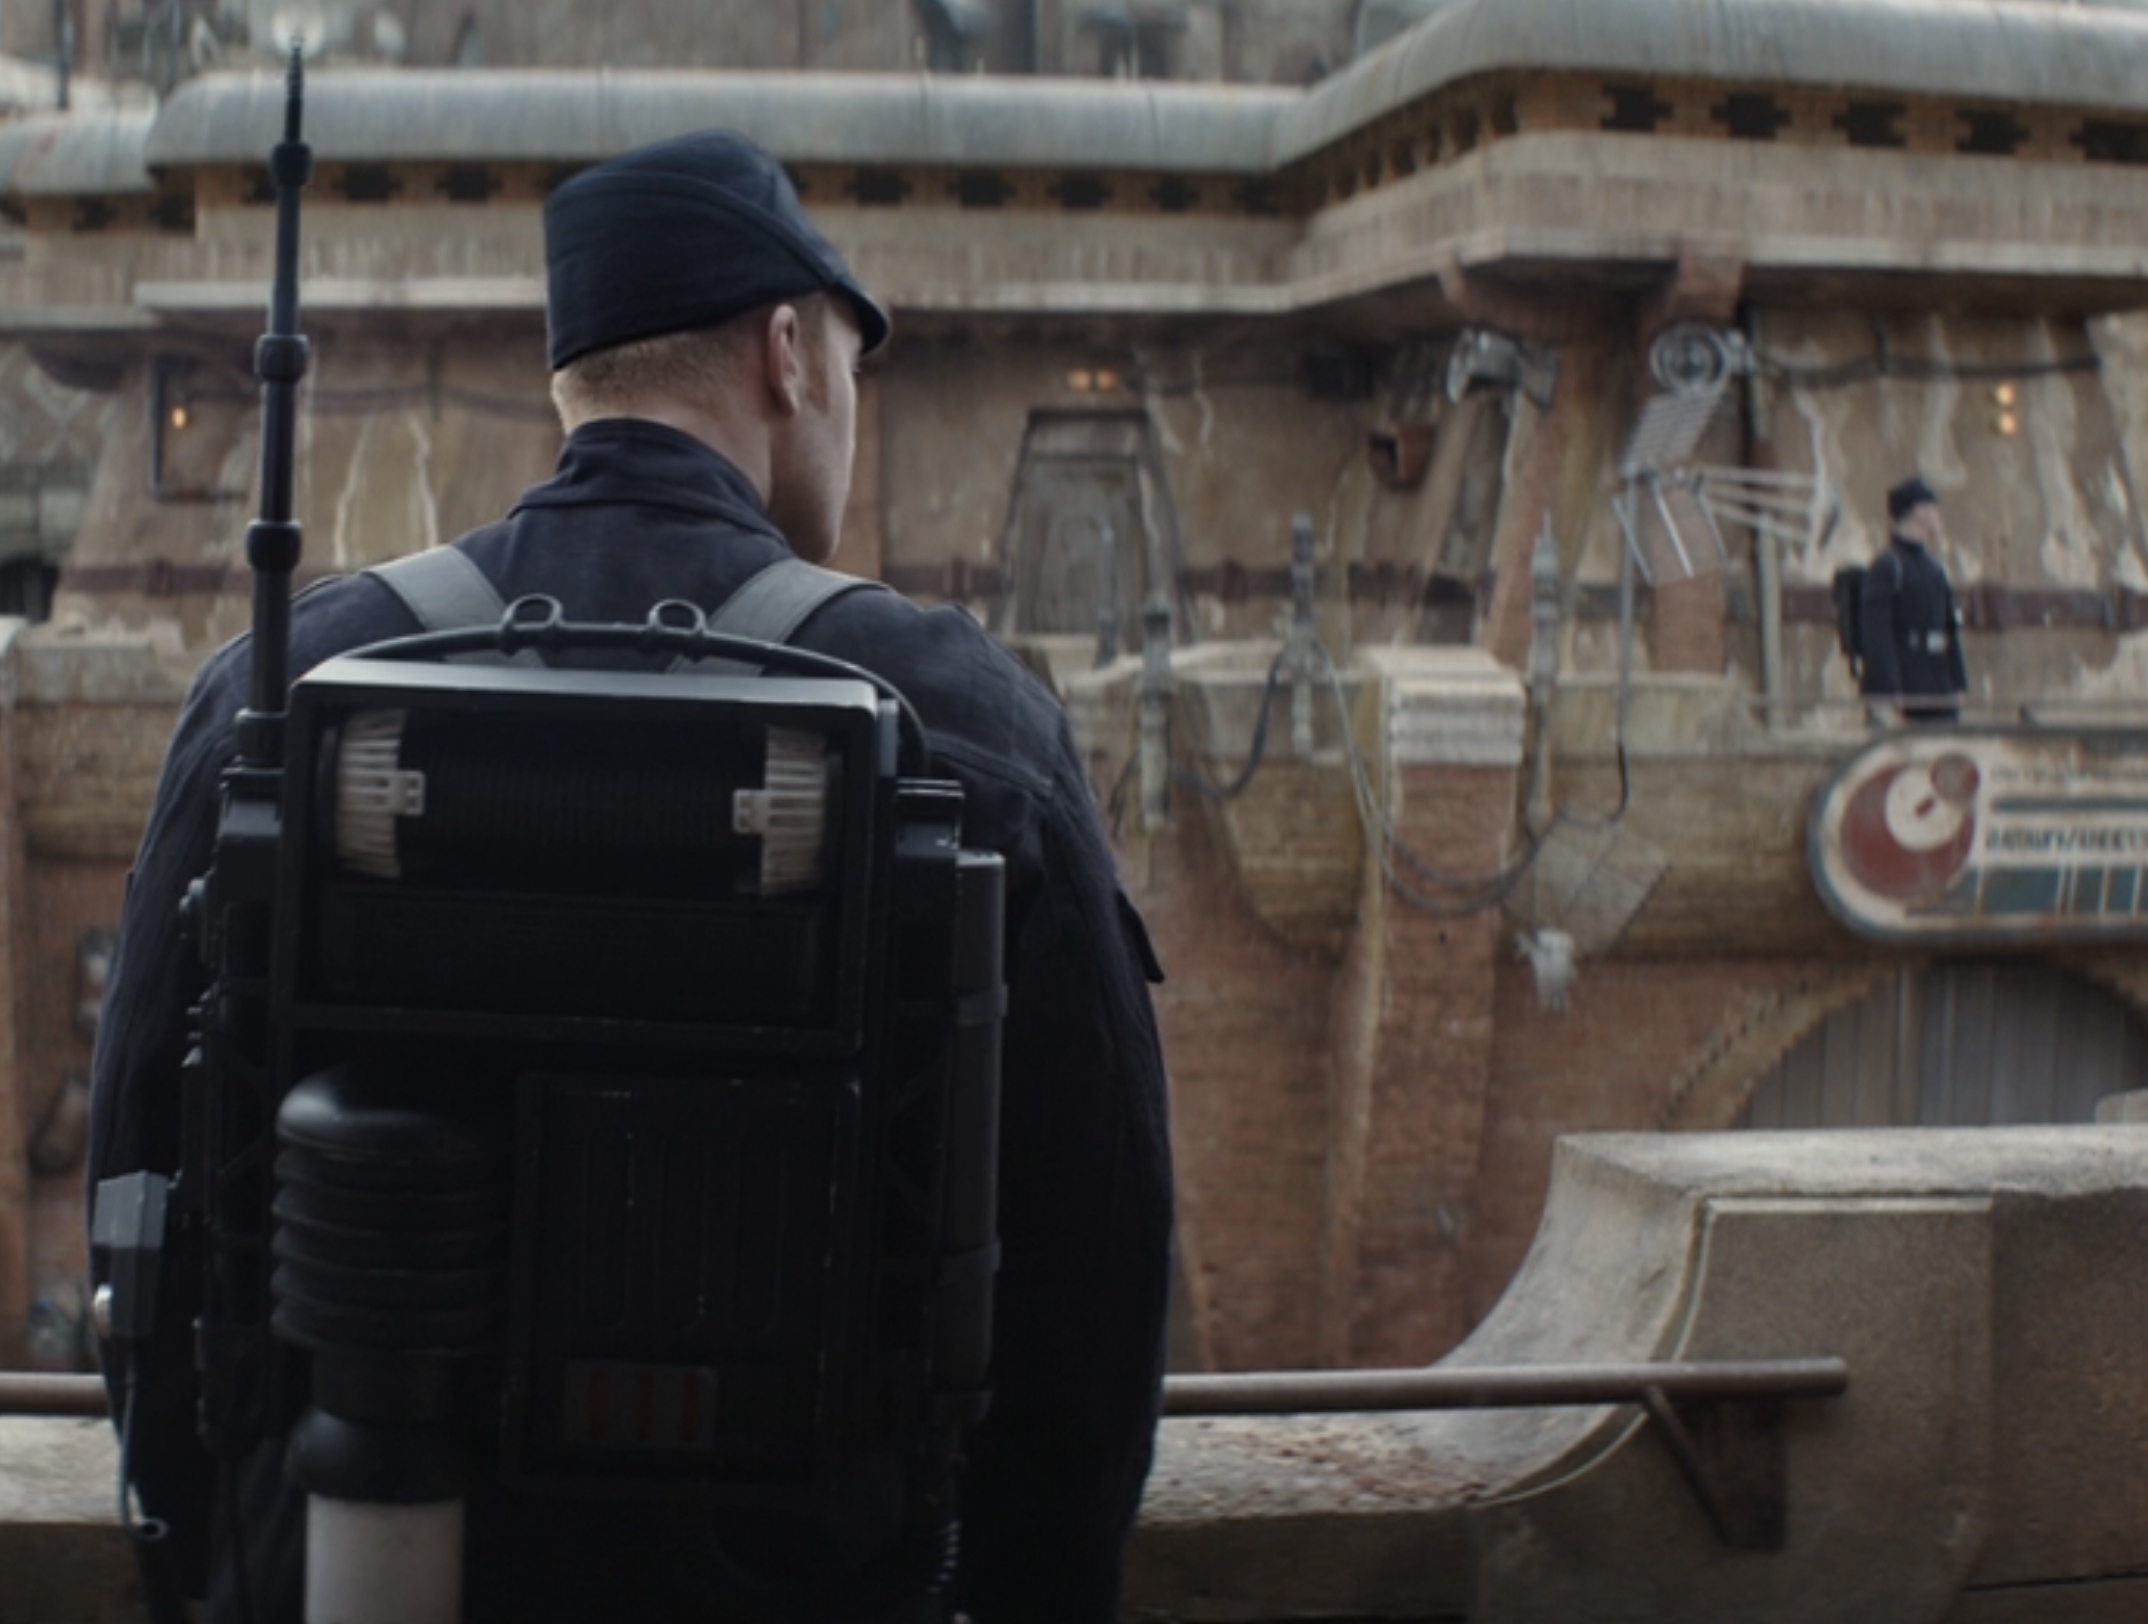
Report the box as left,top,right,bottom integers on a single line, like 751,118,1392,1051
635,601,704,657
647,599,707,631
500,594,565,649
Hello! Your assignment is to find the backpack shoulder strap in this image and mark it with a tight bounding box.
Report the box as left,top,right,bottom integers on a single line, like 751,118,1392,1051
706,557,887,642
688,557,891,673
362,550,889,672
363,548,541,668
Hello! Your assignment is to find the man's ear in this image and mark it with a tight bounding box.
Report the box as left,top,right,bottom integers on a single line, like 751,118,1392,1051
760,302,807,419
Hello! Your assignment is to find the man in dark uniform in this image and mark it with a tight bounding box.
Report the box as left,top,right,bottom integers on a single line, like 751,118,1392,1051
88,130,1173,1624
1860,474,1968,722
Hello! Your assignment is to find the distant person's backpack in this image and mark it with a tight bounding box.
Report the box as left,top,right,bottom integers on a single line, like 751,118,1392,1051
1831,565,1866,680
1832,550,1901,682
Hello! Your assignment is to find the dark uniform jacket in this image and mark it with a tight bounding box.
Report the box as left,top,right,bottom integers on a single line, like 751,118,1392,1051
1858,533,1967,714
88,419,1174,1624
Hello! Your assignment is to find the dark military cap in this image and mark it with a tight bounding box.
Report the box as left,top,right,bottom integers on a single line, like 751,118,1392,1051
1887,476,1938,521
544,129,891,371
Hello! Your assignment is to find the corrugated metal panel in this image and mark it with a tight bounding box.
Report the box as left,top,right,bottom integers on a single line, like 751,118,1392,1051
1277,0,2148,162
140,68,1295,173
0,111,157,196
1744,962,2148,1129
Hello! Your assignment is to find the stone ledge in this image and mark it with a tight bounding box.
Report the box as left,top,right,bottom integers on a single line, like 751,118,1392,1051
16,1130,2148,1623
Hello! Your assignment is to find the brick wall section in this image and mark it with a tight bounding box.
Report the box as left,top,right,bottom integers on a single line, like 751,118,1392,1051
1321,650,1524,1366
1317,876,1377,1365
1333,769,1513,1364
1130,798,1336,1372
1465,954,1856,1329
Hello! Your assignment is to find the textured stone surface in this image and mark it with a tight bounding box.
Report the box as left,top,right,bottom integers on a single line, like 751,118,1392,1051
0,1416,135,1624
1131,1129,2148,1623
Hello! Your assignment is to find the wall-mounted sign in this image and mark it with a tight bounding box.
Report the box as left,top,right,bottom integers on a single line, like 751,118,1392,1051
1809,728,2148,943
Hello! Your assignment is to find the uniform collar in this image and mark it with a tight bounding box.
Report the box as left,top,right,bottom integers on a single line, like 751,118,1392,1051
514,418,783,539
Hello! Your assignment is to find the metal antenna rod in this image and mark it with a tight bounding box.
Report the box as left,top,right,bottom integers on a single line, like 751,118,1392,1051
239,41,313,768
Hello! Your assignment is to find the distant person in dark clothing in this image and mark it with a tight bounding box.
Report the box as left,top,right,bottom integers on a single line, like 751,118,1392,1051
1861,475,1967,722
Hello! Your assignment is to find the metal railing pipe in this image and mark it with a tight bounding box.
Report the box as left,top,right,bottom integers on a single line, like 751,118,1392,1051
0,1373,109,1416
2,1359,1849,1422
1161,1358,1848,1416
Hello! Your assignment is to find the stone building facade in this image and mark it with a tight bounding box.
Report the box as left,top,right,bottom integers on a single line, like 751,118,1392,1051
6,0,2148,1374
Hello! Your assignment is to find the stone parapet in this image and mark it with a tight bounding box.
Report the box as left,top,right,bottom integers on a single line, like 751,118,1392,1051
1133,1127,2148,1622
18,1129,2148,1621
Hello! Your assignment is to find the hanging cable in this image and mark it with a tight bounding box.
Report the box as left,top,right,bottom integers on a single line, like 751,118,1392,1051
1172,649,1289,802
1105,624,1630,917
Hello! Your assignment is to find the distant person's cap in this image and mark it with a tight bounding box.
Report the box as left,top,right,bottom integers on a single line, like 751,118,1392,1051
1887,476,1938,521
544,130,891,371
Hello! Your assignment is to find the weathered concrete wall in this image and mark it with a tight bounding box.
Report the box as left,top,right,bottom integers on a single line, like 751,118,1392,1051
880,336,1494,648
1529,308,2148,721
1131,1129,2148,1623
1743,308,2144,715
2083,309,2148,704
52,334,559,652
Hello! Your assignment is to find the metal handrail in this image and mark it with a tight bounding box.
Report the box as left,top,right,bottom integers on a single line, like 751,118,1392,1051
1161,1357,1847,1416
1,1357,1848,1423
0,1373,109,1416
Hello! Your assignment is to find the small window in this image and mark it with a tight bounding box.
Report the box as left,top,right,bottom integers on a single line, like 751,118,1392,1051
337,166,402,204
954,171,1014,209
1150,176,1201,213
850,170,909,207
1957,109,2029,157
2074,120,2148,165
439,165,503,203
1711,93,1792,141
150,191,195,233
1835,101,1908,149
1602,82,1672,133
1052,173,1111,211
0,556,58,623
